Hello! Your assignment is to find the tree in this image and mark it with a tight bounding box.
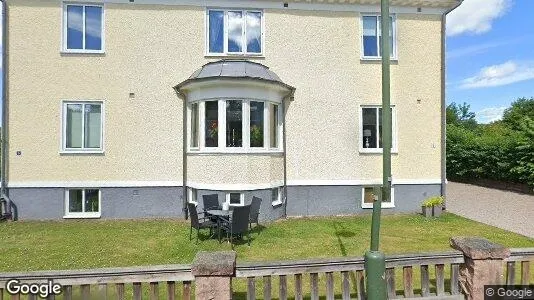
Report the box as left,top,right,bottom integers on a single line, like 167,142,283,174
502,97,534,130
446,102,477,129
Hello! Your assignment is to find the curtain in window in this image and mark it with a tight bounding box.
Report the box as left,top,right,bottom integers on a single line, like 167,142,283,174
66,104,83,148
363,16,378,57
209,11,224,53
84,104,102,148
246,12,262,53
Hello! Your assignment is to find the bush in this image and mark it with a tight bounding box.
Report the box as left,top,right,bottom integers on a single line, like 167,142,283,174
422,196,444,207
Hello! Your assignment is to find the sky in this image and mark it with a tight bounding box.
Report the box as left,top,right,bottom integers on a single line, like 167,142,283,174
0,1,532,124
446,0,534,123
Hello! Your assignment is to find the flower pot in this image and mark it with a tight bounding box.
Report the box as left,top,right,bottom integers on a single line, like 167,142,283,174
422,206,432,218
432,204,443,217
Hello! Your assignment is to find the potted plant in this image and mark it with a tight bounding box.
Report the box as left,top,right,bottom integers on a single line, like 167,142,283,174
421,198,433,218
250,125,263,147
421,196,445,218
432,196,444,217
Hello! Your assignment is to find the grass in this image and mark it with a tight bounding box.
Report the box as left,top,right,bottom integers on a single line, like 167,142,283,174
1,213,533,299
0,213,532,272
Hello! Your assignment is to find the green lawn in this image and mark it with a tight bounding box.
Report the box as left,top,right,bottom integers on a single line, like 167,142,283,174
0,213,532,272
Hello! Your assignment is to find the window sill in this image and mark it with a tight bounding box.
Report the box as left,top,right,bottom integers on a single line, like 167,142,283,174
60,150,105,155
61,49,105,55
188,149,283,155
271,200,283,207
359,149,398,154
362,203,395,209
205,53,265,58
63,213,101,219
361,57,398,62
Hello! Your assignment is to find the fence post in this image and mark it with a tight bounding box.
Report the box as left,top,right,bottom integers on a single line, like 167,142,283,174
451,237,510,300
191,251,236,300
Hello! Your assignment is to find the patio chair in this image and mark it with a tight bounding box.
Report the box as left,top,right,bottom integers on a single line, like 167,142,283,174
188,203,216,243
202,194,221,221
220,205,251,248
249,196,262,229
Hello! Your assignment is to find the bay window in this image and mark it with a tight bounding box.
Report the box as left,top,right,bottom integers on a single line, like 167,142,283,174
188,99,282,152
207,9,263,56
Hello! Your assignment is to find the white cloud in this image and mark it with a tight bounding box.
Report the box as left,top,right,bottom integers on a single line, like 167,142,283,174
476,106,507,123
446,0,511,36
447,37,525,59
460,61,534,89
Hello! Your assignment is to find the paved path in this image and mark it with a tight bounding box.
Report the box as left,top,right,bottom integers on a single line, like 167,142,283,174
446,181,534,239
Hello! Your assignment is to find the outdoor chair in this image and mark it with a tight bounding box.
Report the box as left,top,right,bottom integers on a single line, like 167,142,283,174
202,194,221,221
188,203,216,243
249,196,262,229
220,205,251,248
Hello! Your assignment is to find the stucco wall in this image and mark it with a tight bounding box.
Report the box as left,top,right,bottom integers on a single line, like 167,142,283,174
7,1,442,185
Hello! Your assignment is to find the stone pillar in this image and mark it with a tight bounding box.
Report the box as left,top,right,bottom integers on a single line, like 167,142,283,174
191,251,236,300
451,237,510,300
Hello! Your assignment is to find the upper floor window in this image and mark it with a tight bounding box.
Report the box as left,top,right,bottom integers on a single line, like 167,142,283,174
188,99,282,153
360,105,397,153
63,4,104,53
62,101,104,153
362,15,396,59
207,9,263,56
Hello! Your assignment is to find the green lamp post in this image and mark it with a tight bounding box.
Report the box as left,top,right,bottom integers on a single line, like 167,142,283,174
364,0,391,299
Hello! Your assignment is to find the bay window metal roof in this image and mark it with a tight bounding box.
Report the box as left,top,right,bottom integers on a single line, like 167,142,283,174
174,60,295,92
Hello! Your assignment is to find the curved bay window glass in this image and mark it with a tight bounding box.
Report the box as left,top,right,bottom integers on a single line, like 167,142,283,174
205,101,218,147
250,101,264,148
226,100,243,147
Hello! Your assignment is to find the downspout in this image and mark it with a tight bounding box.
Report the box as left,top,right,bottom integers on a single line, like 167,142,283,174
282,90,294,219
441,0,462,208
1,0,12,221
174,88,188,220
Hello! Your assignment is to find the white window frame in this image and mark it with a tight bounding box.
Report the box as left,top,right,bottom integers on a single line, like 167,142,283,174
361,186,395,209
61,101,105,154
360,14,397,60
187,99,282,153
64,188,102,218
205,8,265,56
187,187,198,205
271,186,283,206
359,105,397,154
225,192,245,207
62,3,105,54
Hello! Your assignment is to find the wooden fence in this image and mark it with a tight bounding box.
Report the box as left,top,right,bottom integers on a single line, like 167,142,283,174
0,248,533,300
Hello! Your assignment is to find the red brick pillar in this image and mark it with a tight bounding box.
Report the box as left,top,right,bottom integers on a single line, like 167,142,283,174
191,251,236,300
451,237,510,300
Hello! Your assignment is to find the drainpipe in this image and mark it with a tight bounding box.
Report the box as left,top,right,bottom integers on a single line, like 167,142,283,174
175,89,188,220
282,90,294,219
1,0,12,221
441,0,463,208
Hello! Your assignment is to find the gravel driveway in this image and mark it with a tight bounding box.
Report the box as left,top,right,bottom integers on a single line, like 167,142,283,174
446,181,534,239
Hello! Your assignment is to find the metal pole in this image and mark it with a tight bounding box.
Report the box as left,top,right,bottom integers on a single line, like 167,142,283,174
364,0,390,298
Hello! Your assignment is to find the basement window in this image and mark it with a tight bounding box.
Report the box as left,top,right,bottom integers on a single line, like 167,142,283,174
64,188,101,218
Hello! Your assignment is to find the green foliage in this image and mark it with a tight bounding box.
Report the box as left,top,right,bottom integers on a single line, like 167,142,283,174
446,102,477,129
446,99,534,187
422,196,444,207
502,97,534,131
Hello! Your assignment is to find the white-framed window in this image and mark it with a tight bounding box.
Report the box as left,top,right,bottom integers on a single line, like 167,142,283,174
62,101,104,153
187,187,198,205
206,9,264,56
360,105,397,153
64,188,101,218
225,192,244,207
361,14,396,59
361,186,395,209
271,186,283,206
63,3,105,53
188,99,282,153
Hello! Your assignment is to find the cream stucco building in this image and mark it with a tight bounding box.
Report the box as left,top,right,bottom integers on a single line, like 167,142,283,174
2,0,460,220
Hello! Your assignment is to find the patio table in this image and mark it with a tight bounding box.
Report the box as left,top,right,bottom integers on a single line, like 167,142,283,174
206,209,230,242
